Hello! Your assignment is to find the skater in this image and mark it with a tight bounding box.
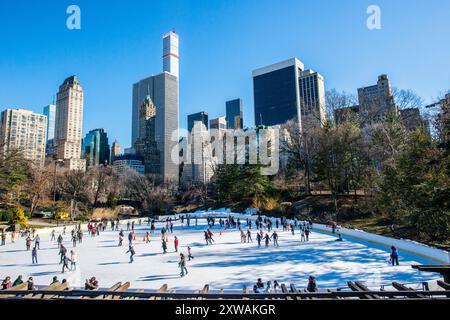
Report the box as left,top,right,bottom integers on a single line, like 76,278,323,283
178,253,188,277
59,244,67,264
57,234,63,248
128,231,133,245
62,255,71,273
240,229,246,243
336,233,343,241
247,230,252,242
304,229,310,241
390,246,399,266
204,231,212,245
256,232,262,247
300,230,306,242
63,226,66,235
263,233,270,247
271,231,279,247
170,223,174,234
174,236,179,252
126,221,130,231
207,229,214,242
51,276,60,285
145,231,150,243
72,234,77,247
126,245,135,263
26,236,32,250
188,246,194,260
1,231,6,246
70,250,77,270
31,246,38,264
34,235,40,249
51,229,56,241
162,239,167,254
306,275,317,292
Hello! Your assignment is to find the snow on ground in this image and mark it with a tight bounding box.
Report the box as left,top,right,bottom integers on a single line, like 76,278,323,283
0,217,439,291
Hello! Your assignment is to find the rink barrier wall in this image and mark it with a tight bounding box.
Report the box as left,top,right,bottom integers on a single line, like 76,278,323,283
310,223,450,264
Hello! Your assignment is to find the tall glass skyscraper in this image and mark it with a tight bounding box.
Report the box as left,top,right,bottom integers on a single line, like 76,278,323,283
82,128,110,166
226,98,243,129
43,104,56,141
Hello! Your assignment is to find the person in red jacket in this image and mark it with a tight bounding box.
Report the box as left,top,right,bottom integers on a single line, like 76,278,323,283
174,236,179,252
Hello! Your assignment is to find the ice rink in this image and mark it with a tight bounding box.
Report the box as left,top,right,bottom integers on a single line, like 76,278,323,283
0,217,439,291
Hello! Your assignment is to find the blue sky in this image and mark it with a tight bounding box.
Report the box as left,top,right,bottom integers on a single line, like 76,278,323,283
1,0,449,149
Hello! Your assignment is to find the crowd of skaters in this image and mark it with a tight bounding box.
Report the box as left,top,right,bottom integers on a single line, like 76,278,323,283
1,213,403,293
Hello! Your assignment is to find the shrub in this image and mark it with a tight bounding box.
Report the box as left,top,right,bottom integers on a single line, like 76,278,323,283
8,207,28,228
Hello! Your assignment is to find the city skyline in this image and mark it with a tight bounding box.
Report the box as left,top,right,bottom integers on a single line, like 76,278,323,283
1,0,449,149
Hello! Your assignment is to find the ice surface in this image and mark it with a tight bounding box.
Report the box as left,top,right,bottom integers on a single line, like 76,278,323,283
0,216,438,291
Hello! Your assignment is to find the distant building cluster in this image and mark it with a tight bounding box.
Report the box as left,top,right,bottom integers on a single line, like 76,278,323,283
0,30,434,181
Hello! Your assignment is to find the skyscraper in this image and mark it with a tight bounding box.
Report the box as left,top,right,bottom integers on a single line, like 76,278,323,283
82,128,110,167
357,74,397,125
163,31,179,78
131,32,179,181
252,58,326,131
226,98,243,129
54,75,86,171
111,139,121,163
0,108,47,165
43,104,56,141
253,58,304,127
298,69,326,129
187,111,208,134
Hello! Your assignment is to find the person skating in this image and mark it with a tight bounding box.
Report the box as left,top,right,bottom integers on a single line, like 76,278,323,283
300,230,306,242
145,231,150,243
34,235,40,249
256,232,262,247
178,253,188,277
26,236,32,251
72,234,77,247
31,246,38,264
207,229,214,242
247,230,252,242
126,221,130,231
57,234,63,248
50,229,56,241
77,230,83,243
204,231,211,245
174,236,179,252
51,276,60,285
128,231,133,245
188,246,194,260
116,230,123,246
1,231,6,246
61,255,71,273
304,229,310,241
336,233,343,241
70,250,77,270
390,246,399,266
162,239,167,254
126,245,135,263
59,244,67,264
170,222,174,234
264,233,270,247
12,275,23,287
271,231,279,247
240,229,246,243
